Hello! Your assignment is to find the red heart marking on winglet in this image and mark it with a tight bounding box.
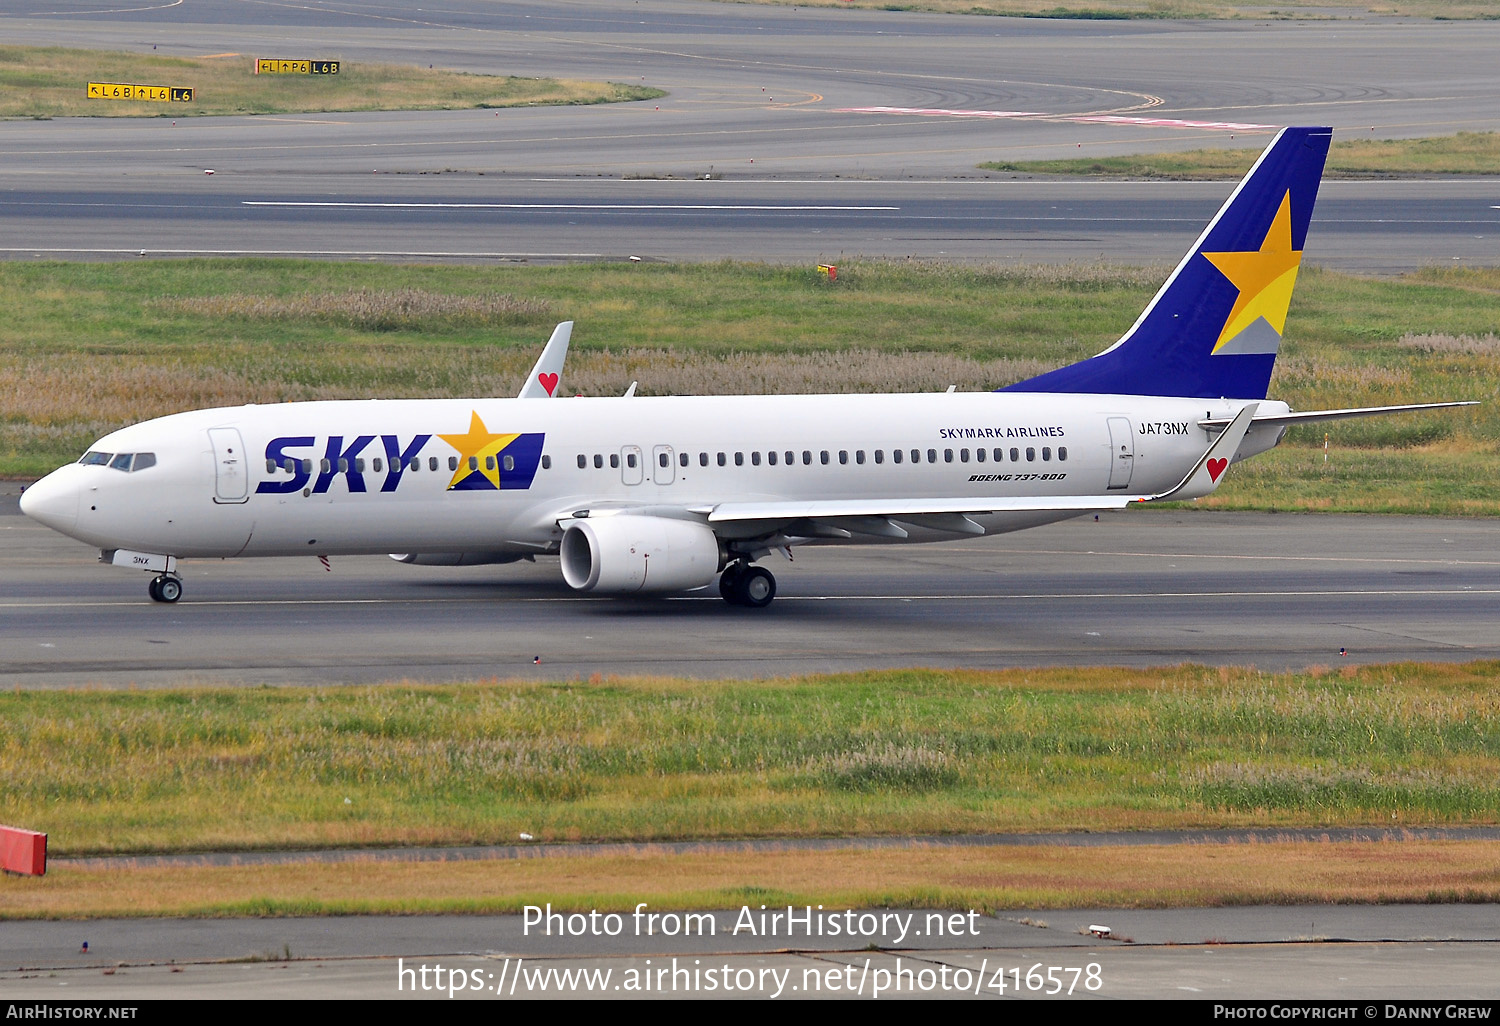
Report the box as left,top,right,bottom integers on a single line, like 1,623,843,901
538,372,559,396
1206,457,1228,482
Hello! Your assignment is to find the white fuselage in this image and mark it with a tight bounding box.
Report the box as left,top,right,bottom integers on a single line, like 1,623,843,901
22,390,1286,560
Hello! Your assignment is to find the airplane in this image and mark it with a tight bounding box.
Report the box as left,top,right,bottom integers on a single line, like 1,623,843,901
20,126,1474,607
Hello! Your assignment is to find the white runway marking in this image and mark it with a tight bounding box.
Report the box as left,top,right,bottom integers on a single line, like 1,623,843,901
242,201,900,211
834,107,1281,132
28,0,180,13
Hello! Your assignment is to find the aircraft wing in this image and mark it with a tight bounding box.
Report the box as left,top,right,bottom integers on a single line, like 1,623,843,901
1200,400,1477,428
516,321,572,398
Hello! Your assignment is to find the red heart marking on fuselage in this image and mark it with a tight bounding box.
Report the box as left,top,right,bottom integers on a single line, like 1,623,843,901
538,372,559,396
1207,457,1228,482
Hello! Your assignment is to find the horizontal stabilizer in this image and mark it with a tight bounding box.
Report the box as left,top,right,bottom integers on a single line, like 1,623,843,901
1200,400,1478,428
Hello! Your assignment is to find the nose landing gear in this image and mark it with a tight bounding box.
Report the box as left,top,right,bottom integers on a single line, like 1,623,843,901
148,574,182,603
719,562,776,608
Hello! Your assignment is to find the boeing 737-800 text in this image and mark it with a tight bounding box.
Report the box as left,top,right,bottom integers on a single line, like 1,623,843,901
19,127,1472,606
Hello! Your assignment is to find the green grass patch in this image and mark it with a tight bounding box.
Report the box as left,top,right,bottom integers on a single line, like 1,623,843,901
981,131,1500,179
3,664,1499,857
3,258,1497,514
0,46,663,119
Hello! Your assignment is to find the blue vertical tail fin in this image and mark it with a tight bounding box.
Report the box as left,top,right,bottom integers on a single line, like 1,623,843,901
1003,126,1332,400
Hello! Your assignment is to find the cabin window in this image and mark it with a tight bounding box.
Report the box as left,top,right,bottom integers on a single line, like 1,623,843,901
1026,447,1036,462
892,449,903,464
429,457,439,472
820,450,829,465
802,450,812,465
735,452,744,466
373,458,383,473
1010,448,1020,463
610,453,620,469
679,452,689,467
626,452,637,469
926,449,936,464
767,450,777,466
594,454,604,469
354,458,365,473
540,455,550,470
943,449,953,463
469,456,479,472
659,452,670,468
856,450,866,465
304,459,315,475
266,459,277,473
447,456,457,471
874,449,884,465
699,452,708,467
1042,447,1051,462
504,455,515,472
1059,447,1068,462
717,452,727,467
578,455,587,469
839,450,848,465
785,451,794,466
752,451,762,466
320,459,332,474
960,448,970,463
975,448,986,463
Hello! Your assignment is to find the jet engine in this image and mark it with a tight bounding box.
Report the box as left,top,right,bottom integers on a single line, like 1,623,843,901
560,516,721,594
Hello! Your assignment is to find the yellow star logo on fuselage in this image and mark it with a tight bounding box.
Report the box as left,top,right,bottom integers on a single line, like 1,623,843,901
438,411,519,489
1201,190,1302,353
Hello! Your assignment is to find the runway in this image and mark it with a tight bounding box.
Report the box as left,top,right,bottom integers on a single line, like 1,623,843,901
1,0,1498,270
5,483,1499,687
6,905,1500,999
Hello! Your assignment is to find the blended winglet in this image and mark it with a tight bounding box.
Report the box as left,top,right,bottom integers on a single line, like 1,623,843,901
1150,402,1258,502
517,321,572,398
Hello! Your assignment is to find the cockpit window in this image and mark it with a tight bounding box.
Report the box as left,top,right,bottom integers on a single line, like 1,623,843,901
79,451,156,472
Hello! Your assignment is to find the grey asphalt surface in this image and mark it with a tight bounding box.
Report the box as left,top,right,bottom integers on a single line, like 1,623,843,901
6,481,1499,685
1,0,1497,270
5,905,1500,999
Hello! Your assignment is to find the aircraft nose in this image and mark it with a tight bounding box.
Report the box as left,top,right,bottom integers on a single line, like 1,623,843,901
19,469,80,534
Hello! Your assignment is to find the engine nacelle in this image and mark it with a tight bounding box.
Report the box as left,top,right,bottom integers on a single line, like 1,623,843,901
560,516,721,594
389,552,527,566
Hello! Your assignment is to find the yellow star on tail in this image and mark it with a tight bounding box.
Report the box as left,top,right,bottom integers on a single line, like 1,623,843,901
438,411,519,489
1201,190,1302,353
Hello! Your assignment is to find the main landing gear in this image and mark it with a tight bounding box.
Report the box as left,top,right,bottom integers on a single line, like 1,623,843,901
147,574,182,603
719,561,776,608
